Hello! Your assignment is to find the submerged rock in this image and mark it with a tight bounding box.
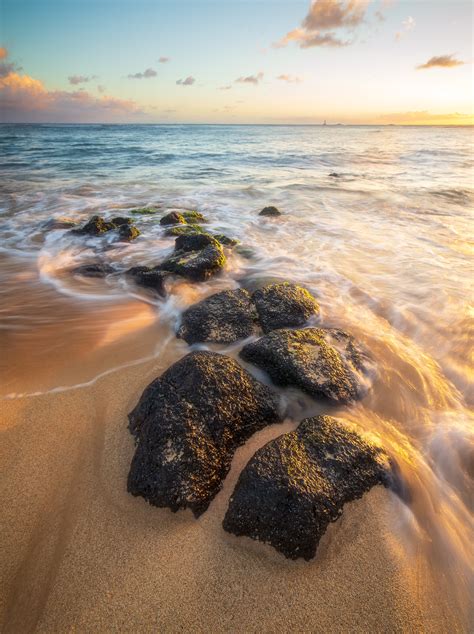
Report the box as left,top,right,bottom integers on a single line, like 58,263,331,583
73,263,115,278
223,415,395,560
160,211,187,226
127,351,282,516
181,211,206,224
240,327,371,404
252,282,320,333
130,207,159,215
126,266,167,296
178,289,259,345
165,224,204,237
72,215,115,235
213,233,239,247
259,206,281,217
111,216,133,226
43,218,77,230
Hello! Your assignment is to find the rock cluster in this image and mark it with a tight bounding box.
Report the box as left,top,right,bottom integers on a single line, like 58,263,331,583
71,214,140,241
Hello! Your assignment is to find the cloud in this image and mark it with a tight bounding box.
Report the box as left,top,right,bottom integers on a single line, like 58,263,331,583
0,69,144,123
377,111,473,125
127,68,157,79
274,0,369,48
235,72,264,85
68,74,97,85
0,47,7,60
159,56,170,63
219,85,232,90
276,74,302,83
97,84,106,93
176,76,195,85
0,47,22,77
416,55,465,70
395,15,415,40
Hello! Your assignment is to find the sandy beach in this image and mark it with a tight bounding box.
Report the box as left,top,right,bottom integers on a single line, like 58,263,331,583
0,352,464,633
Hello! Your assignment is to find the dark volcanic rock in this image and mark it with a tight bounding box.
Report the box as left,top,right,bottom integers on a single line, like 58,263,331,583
240,327,371,404
252,282,320,333
111,216,133,226
72,215,115,236
127,351,282,516
259,206,281,217
174,232,219,253
181,211,206,224
73,263,115,278
178,289,259,345
223,415,395,560
126,266,167,296
160,211,186,226
213,233,239,247
117,224,140,241
159,243,226,282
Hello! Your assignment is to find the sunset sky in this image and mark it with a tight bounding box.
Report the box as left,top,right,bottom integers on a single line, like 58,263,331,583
0,0,473,124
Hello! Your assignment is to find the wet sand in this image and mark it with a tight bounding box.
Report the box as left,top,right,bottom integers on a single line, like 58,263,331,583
0,355,462,633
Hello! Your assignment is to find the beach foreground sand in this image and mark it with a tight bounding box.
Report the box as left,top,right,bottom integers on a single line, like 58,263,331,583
0,356,462,633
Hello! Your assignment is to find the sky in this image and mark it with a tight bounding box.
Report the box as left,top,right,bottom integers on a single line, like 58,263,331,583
0,0,473,124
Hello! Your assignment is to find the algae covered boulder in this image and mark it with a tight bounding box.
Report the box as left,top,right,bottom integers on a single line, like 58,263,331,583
165,224,204,238
159,237,226,282
240,327,371,404
178,289,259,345
259,206,281,217
181,211,206,224
126,266,167,297
127,351,282,517
72,215,115,236
117,224,140,241
160,211,187,226
223,415,396,560
252,282,320,333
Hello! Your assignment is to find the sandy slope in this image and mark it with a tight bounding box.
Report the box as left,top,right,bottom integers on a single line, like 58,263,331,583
0,357,461,633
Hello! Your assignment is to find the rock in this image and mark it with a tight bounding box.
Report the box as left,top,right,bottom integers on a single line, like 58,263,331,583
126,266,167,296
43,218,77,230
160,211,186,226
130,207,159,215
73,263,115,278
117,224,140,241
181,211,206,224
165,224,204,237
240,327,371,404
223,415,396,560
213,233,239,247
178,289,259,345
127,351,282,517
72,215,115,235
111,216,132,226
259,206,281,217
174,232,219,253
159,234,226,282
252,282,320,333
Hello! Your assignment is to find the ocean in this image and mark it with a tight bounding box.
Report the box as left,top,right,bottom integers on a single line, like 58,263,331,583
1,123,473,618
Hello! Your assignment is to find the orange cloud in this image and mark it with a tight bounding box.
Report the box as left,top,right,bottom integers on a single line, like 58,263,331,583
0,70,144,122
416,55,465,70
0,47,7,60
276,74,303,83
274,0,368,48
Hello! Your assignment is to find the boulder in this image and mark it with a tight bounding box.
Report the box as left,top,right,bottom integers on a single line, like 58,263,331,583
72,215,115,235
117,224,140,241
213,233,239,247
178,289,259,345
240,327,371,404
73,263,115,278
160,211,186,226
159,243,226,282
259,206,281,217
223,415,396,560
111,216,133,226
130,207,159,215
127,351,282,516
252,282,320,333
181,211,206,224
126,266,167,297
174,232,219,253
165,224,204,237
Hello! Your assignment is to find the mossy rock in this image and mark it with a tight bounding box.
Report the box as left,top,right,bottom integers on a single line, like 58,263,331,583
130,207,160,215
159,243,226,281
165,224,205,237
118,224,140,242
182,211,207,224
213,233,239,247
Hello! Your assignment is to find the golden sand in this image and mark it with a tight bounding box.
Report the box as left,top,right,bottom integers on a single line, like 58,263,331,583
0,358,462,632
